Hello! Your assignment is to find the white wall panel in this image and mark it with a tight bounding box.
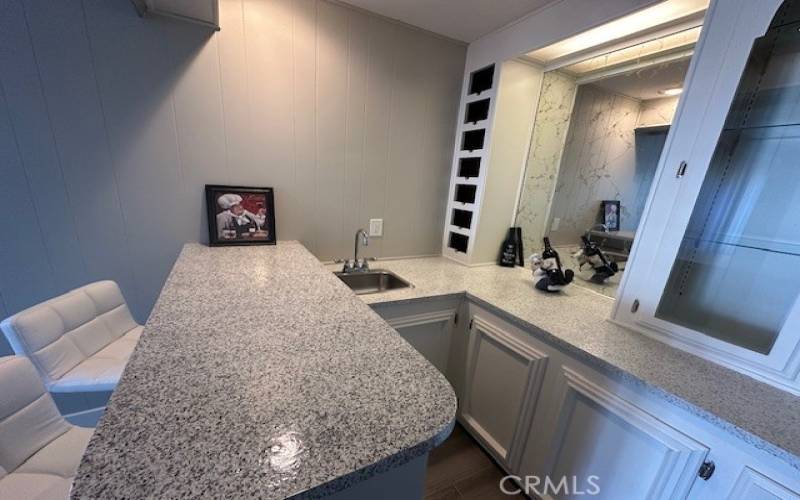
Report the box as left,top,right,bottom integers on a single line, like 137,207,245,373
0,0,86,295
0,0,465,323
22,0,144,317
0,85,57,314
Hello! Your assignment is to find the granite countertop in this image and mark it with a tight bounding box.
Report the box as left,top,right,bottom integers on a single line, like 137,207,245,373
330,256,800,471
71,243,456,499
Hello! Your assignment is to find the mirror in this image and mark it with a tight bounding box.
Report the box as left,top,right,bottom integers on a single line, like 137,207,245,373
515,30,697,297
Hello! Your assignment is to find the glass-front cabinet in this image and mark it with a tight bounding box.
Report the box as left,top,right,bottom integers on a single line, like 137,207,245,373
615,0,800,394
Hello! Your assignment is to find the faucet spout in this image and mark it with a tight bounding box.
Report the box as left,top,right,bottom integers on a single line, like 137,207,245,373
354,229,369,264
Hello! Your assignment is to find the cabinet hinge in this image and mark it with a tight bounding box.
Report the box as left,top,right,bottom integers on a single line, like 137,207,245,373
698,461,715,480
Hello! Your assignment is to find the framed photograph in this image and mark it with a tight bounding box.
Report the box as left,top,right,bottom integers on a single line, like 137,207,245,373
602,200,621,231
205,185,276,246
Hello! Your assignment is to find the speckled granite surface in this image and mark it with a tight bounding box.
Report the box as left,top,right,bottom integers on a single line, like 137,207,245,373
335,256,800,471
71,243,456,499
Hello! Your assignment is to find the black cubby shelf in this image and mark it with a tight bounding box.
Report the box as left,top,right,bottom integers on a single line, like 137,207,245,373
468,64,495,96
461,129,485,152
458,157,481,178
451,208,473,229
465,98,491,124
448,232,469,253
454,184,477,204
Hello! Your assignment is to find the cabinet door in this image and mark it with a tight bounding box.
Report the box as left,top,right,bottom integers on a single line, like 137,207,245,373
726,467,800,500
521,366,708,500
616,0,800,392
372,298,460,378
383,310,455,375
461,313,548,468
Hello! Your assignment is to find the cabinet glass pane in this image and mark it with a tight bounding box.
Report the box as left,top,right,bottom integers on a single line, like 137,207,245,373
656,10,800,354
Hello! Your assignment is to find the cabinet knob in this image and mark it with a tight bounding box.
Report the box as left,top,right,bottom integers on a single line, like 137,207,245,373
698,460,715,480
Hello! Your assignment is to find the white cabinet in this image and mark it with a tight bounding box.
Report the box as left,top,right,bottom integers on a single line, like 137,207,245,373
460,310,548,468
371,297,461,378
726,468,800,500
131,0,220,30
375,295,800,499
614,0,800,395
518,364,708,499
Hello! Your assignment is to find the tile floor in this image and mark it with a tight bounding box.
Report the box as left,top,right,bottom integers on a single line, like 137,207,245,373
424,423,525,499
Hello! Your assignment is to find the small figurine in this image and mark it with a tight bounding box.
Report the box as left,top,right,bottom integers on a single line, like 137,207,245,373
530,237,574,292
573,235,619,284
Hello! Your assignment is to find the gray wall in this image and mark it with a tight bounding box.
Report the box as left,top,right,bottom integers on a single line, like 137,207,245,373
0,0,465,342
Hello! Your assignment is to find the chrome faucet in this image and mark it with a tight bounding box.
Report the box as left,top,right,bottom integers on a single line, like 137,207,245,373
342,229,370,273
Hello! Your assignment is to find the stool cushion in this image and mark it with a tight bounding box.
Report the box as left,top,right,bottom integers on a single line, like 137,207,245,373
0,356,93,500
0,281,141,392
49,326,142,393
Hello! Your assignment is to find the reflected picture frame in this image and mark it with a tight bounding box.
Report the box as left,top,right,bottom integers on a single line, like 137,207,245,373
205,185,276,246
602,200,620,232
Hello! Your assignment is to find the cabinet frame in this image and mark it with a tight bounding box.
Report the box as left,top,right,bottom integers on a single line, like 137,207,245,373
612,0,800,394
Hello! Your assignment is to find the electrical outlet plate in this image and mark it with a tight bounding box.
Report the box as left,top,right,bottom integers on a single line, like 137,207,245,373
369,219,383,237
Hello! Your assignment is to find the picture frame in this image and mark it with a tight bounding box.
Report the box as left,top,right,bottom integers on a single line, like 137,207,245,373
205,185,276,246
601,200,621,231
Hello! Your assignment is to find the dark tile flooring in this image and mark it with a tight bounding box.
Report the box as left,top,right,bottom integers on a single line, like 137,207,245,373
424,423,525,499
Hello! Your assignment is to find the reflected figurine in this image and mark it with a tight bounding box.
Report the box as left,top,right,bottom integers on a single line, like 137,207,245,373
530,237,574,293
574,235,619,284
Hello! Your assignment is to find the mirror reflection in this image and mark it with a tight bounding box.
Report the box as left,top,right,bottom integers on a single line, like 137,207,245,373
516,32,696,297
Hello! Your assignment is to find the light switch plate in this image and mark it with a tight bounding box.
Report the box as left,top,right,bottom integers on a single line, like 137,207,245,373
369,218,383,237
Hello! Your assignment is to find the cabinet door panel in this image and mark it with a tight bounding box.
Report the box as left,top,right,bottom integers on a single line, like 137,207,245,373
385,310,455,375
461,314,548,466
535,367,707,500
727,467,800,500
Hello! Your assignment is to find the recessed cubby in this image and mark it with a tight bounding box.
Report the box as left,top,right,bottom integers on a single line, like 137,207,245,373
468,64,495,95
461,129,485,152
458,157,481,178
465,98,491,124
449,232,469,253
451,209,473,229
454,184,477,204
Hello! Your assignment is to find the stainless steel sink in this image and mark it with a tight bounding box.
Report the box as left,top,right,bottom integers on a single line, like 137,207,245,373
335,270,413,295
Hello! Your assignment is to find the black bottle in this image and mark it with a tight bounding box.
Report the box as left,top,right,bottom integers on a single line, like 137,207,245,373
499,228,518,267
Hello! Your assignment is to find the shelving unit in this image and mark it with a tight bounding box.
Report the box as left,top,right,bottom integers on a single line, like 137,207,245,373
442,59,544,264
442,64,498,262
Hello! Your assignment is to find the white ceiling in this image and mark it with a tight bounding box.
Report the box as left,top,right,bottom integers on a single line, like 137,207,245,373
336,0,556,43
590,57,691,100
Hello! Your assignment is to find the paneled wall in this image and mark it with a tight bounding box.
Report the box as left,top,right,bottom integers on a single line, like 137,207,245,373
0,0,465,337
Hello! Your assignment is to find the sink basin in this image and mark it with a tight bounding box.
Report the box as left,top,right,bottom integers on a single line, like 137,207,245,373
335,270,413,295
